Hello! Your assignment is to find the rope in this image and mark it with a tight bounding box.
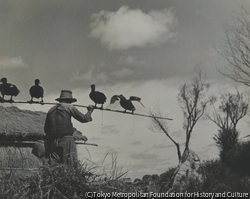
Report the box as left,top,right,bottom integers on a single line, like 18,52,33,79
19,92,37,111
130,115,135,135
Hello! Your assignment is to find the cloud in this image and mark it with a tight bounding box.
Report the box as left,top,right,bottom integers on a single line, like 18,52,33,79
111,68,133,78
117,55,149,68
129,152,160,162
101,125,120,134
152,143,174,149
90,6,177,50
99,146,120,154
171,130,183,138
131,141,141,145
0,56,28,69
70,66,109,84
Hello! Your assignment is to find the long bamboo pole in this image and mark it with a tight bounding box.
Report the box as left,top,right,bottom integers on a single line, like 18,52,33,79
0,100,173,121
0,140,98,147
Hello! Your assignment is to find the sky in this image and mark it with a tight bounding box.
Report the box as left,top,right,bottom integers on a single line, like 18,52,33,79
1,0,250,180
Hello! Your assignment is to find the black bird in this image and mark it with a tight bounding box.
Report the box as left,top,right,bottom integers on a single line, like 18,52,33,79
89,84,107,109
29,79,44,103
110,94,145,113
0,77,20,102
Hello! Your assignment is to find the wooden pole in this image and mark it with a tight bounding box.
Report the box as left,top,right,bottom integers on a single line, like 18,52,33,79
1,100,173,121
0,141,98,147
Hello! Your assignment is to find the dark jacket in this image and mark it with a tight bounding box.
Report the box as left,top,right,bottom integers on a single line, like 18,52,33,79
44,103,92,139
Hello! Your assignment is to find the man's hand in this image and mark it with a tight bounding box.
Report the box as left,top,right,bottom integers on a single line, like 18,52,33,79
87,105,94,113
81,135,88,142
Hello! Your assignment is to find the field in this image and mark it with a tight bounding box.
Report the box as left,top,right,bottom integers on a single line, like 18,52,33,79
1,145,250,199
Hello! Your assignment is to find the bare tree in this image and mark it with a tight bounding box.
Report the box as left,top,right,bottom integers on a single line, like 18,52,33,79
150,69,214,161
150,107,181,161
178,70,214,150
207,91,249,160
218,7,250,86
208,91,248,132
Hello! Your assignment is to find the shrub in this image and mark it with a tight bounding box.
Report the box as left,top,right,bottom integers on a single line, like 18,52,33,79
199,159,250,193
164,159,250,193
213,128,239,163
224,140,250,175
0,163,93,199
0,154,133,198
158,167,176,192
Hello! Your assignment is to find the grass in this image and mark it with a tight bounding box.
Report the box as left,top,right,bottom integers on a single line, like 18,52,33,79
0,163,91,199
1,146,250,198
0,149,134,198
93,152,129,181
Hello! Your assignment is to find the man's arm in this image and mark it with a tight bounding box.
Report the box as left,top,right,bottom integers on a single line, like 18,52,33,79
69,105,94,123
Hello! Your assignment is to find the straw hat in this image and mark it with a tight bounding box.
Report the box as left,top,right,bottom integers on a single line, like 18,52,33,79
55,90,77,103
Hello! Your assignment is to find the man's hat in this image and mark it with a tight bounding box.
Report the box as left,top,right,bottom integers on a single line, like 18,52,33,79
55,90,77,103
0,77,7,83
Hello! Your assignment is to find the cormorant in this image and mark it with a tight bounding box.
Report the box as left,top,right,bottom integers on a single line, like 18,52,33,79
29,79,44,103
89,84,107,109
0,77,20,102
110,94,144,113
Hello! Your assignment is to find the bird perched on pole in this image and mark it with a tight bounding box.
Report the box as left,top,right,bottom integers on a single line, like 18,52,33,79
110,94,145,114
89,84,107,109
29,79,44,103
0,77,20,102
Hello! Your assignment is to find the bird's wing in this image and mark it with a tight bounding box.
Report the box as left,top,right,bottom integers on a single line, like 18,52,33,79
97,91,107,100
38,86,44,97
129,96,145,107
40,86,44,96
110,95,120,104
10,85,20,96
29,86,34,94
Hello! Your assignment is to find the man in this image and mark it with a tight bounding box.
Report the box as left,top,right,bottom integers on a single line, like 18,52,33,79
44,90,94,168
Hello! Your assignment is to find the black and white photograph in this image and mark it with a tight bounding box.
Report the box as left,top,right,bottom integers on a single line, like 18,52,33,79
0,0,250,198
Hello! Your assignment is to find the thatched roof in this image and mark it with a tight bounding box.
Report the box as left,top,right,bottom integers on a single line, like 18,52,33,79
0,106,88,143
0,106,46,141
